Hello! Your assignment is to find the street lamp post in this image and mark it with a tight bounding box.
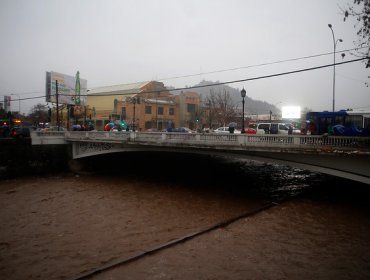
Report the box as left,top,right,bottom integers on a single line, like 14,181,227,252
56,80,60,131
132,96,137,132
328,24,342,112
240,88,246,134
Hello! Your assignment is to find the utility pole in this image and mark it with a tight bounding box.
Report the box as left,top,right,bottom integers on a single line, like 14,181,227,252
56,80,60,131
132,97,136,132
67,105,70,131
156,90,160,130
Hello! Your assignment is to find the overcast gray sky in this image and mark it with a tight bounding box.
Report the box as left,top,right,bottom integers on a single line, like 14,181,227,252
0,0,369,114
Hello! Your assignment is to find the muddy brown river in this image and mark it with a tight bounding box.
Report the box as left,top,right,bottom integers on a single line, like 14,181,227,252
0,153,370,279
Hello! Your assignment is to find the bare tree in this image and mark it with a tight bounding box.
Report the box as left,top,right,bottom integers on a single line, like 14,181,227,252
341,0,370,68
203,89,218,128
26,103,49,125
203,88,237,127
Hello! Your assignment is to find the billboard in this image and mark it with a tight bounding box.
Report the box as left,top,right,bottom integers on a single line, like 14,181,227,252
46,71,87,105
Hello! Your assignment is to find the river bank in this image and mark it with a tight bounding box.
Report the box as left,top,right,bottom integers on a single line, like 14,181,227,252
0,168,369,280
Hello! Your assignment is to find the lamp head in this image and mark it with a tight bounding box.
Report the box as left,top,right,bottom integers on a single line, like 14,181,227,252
241,88,246,98
328,24,332,28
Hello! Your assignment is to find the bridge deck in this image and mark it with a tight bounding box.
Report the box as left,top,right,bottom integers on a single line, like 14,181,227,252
31,131,370,184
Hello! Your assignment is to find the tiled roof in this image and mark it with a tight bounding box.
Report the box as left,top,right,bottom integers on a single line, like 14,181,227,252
88,81,150,95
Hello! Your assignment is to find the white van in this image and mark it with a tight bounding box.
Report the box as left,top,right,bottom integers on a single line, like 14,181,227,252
256,123,290,134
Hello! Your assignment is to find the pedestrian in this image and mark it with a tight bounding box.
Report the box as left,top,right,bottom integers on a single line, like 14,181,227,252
288,124,293,135
2,123,10,137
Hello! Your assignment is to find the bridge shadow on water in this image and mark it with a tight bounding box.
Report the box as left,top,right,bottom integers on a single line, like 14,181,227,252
78,151,370,207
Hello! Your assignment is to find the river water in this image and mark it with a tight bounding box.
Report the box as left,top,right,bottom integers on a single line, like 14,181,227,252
1,152,370,279
83,151,364,203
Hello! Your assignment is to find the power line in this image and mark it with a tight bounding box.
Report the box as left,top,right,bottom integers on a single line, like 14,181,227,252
157,46,369,82
3,56,368,102
79,56,369,97
2,46,368,99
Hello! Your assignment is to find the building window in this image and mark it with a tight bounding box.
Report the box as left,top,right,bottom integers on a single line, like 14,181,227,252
121,107,126,119
158,106,164,115
169,107,175,116
145,106,152,114
345,115,363,128
113,99,118,113
145,121,152,129
187,104,195,113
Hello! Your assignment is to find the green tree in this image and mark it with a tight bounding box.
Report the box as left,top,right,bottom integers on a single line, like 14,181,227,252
342,0,370,67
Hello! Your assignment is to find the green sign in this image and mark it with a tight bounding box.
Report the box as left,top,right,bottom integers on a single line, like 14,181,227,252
75,71,81,105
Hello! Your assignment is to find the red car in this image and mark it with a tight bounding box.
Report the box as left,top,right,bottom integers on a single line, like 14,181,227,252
243,128,257,134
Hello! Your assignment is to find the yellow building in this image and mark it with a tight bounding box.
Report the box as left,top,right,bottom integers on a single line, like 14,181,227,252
87,81,201,131
174,91,202,129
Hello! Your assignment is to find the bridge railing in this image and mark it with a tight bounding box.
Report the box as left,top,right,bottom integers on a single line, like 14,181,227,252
298,135,370,148
61,131,370,150
65,131,130,141
34,131,66,137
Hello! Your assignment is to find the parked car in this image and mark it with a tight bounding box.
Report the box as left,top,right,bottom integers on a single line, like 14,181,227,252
256,123,289,134
213,127,241,134
213,127,229,133
10,125,34,138
171,127,194,133
146,128,160,132
244,128,257,134
42,126,66,132
288,125,302,135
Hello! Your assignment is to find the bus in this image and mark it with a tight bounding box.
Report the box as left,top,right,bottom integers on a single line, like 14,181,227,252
306,110,370,136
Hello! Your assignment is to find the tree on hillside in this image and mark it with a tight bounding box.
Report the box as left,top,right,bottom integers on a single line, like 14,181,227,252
342,0,370,67
194,80,279,115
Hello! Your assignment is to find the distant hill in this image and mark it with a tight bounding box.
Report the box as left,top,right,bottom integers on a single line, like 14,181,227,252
170,80,279,115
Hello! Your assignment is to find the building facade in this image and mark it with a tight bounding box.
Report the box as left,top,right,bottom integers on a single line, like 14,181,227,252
86,81,201,131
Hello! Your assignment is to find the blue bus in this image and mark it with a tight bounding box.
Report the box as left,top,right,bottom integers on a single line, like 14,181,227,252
306,110,370,136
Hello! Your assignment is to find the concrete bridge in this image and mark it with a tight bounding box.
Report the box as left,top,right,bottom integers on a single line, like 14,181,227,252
31,131,370,184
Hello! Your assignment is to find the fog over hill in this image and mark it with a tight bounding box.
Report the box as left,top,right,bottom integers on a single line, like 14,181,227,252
169,80,280,115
